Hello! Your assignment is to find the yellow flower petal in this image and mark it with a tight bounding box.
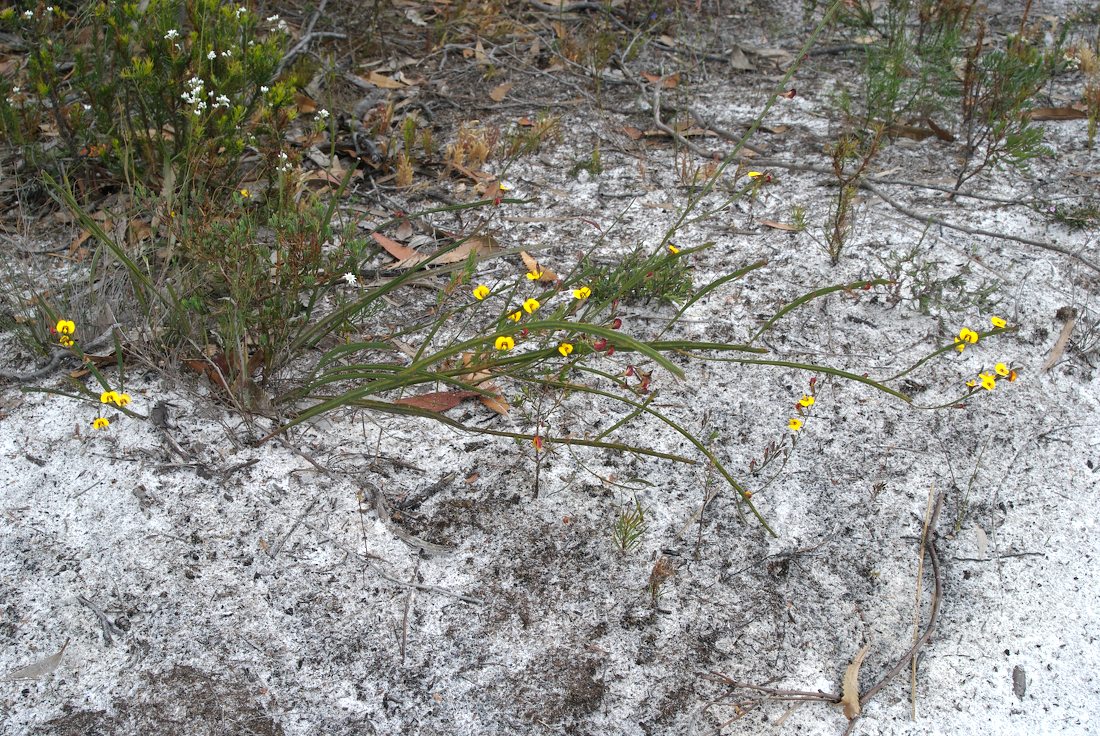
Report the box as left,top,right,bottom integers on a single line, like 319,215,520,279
92,417,110,430
522,298,540,314
473,284,490,300
979,373,996,391
788,417,803,432
558,342,574,357
798,395,815,408
526,270,542,281
748,171,763,179
116,393,132,407
507,310,522,323
991,316,1007,329
495,336,515,351
572,286,591,300
667,244,680,254
994,363,1010,377
100,391,118,404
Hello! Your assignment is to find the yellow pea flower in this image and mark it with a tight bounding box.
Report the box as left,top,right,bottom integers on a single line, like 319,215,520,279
116,393,132,407
55,319,76,335
955,327,979,352
994,363,1010,377
558,342,574,357
100,391,119,405
667,244,680,254
495,336,515,351
991,316,1007,329
507,311,522,323
526,270,542,281
798,395,815,408
572,286,592,300
59,336,74,348
748,171,763,179
92,417,110,430
965,378,977,388
473,284,490,300
522,298,540,314
979,373,996,391
788,418,803,432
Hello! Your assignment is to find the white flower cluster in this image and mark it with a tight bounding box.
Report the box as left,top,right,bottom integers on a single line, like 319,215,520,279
276,151,293,173
164,28,179,40
235,6,248,18
266,14,289,32
180,76,206,115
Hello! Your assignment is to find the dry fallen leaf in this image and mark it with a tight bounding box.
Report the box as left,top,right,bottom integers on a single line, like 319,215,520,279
759,219,800,232
489,81,513,102
622,126,644,141
4,639,69,681
294,92,318,114
1027,106,1087,121
372,232,422,261
840,643,871,719
1042,313,1077,371
641,71,680,88
393,235,499,270
394,391,479,412
361,71,406,89
520,250,558,282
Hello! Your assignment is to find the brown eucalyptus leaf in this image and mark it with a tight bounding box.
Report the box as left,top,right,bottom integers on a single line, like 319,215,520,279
393,236,498,270
395,391,478,412
372,232,422,261
520,250,558,281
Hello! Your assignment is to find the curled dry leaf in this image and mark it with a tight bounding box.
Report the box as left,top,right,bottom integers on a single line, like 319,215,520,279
840,643,871,720
520,250,558,282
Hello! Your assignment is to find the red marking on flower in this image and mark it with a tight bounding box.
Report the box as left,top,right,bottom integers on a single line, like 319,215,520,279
606,346,614,357
625,365,635,377
809,377,817,388
518,328,529,338
611,318,623,329
593,338,608,351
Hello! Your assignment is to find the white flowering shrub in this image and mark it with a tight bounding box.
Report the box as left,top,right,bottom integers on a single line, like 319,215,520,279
0,0,295,198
